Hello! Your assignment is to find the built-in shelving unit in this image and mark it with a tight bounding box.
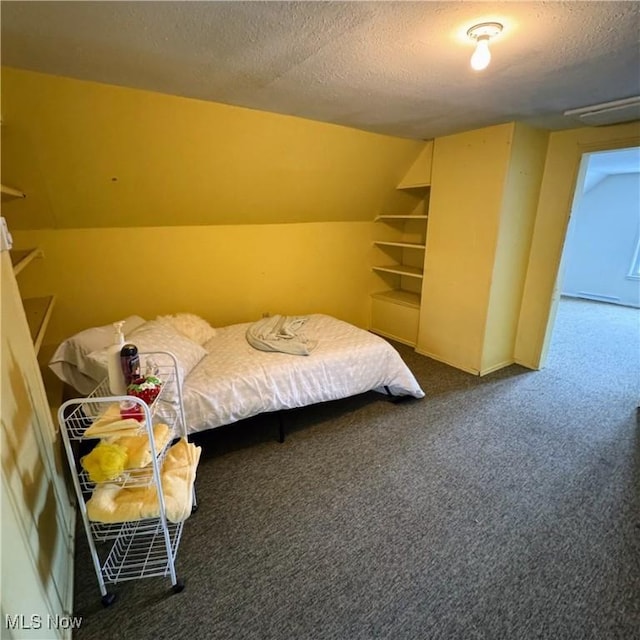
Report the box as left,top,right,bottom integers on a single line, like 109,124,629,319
1,184,26,201
1,198,75,629
370,210,427,346
369,143,433,347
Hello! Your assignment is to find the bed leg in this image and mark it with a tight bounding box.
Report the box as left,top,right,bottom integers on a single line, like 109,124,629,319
277,413,285,443
384,385,408,405
384,385,399,402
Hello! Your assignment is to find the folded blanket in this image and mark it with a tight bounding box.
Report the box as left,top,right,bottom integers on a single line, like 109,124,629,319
106,423,172,469
246,315,317,355
84,403,144,438
86,438,201,523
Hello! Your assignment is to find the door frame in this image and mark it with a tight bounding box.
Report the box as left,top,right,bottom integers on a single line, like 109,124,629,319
514,122,640,370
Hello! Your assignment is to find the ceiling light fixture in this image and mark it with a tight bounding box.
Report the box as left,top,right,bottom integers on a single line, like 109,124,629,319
467,22,503,71
563,96,640,126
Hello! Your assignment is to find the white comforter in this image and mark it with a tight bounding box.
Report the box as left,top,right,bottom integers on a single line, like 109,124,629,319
180,314,424,434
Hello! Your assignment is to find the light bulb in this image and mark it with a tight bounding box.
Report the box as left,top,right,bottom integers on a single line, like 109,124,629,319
471,36,491,71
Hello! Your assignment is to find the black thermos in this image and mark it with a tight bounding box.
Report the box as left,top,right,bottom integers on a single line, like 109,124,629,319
120,343,141,386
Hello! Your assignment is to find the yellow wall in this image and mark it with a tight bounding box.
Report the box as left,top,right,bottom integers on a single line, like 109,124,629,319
6,69,636,375
515,121,640,369
1,67,428,345
481,123,548,373
0,67,423,230
417,123,514,373
12,222,373,346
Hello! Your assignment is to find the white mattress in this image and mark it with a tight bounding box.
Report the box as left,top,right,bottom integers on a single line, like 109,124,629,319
179,314,424,434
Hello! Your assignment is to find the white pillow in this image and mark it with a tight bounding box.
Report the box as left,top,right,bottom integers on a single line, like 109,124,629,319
155,313,216,345
50,363,103,396
49,316,146,392
86,320,208,398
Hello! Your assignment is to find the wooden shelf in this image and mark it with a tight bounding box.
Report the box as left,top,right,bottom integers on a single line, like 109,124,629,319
1,184,26,202
374,241,425,250
10,248,43,275
372,264,423,279
396,183,429,191
23,295,56,355
371,290,421,309
375,215,428,221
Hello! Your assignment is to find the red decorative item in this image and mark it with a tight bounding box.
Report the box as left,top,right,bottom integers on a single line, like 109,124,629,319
127,376,163,406
120,401,144,422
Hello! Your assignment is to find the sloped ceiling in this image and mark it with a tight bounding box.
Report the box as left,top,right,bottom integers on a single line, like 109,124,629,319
582,146,640,192
1,1,639,140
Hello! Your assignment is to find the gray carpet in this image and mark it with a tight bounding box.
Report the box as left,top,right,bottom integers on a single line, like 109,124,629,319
71,298,640,640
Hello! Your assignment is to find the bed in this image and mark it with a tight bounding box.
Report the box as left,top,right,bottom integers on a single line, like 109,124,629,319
49,313,425,438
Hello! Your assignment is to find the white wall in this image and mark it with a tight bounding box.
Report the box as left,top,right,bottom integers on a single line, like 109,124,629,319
561,172,640,308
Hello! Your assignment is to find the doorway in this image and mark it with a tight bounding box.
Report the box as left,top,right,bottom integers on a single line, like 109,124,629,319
560,146,640,309
545,146,640,370
515,125,640,372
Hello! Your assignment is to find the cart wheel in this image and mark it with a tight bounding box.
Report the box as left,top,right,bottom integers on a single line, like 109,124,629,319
101,592,117,607
172,579,185,594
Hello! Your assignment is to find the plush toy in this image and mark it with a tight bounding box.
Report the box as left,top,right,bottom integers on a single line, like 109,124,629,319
81,441,128,483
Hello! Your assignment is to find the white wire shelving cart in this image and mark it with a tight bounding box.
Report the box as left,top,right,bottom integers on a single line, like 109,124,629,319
58,351,195,607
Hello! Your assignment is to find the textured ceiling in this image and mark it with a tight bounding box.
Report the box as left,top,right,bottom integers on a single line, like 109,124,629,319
1,1,639,140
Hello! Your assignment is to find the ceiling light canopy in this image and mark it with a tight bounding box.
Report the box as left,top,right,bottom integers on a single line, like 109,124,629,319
467,22,503,71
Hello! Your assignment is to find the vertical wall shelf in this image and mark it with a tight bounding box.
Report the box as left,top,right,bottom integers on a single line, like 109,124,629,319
370,212,428,346
370,143,432,347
